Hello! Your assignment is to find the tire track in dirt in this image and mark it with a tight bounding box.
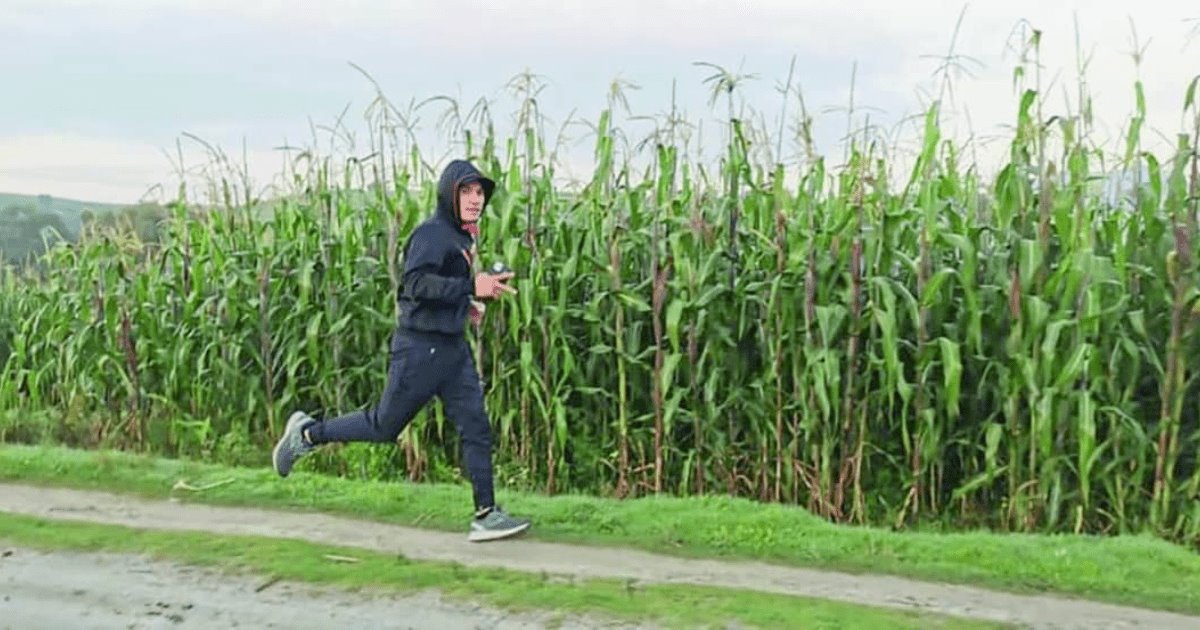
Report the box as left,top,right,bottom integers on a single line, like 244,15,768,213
0,482,1196,629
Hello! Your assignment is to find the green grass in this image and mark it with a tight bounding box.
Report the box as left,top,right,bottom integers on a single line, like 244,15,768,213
0,512,999,630
1,443,1198,616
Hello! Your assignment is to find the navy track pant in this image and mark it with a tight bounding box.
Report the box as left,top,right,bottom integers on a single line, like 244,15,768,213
306,328,494,511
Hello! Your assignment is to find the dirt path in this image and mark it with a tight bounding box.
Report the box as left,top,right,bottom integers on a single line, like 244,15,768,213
0,546,640,630
0,482,1197,629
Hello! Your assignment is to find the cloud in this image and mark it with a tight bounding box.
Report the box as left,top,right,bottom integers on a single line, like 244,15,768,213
3,1,1198,202
0,135,166,203
0,133,287,205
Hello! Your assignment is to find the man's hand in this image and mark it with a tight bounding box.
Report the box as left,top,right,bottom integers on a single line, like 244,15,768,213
469,300,486,326
474,272,517,299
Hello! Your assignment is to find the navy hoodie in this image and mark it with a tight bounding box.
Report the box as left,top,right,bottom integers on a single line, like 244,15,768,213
396,159,497,338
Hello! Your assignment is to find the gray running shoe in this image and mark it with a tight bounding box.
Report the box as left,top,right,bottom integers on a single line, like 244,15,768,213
272,411,316,478
468,506,531,542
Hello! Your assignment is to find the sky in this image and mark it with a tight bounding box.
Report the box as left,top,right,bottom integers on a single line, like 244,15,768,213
0,0,1197,205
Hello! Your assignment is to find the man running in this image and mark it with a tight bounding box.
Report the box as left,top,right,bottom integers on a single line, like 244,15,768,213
271,158,531,542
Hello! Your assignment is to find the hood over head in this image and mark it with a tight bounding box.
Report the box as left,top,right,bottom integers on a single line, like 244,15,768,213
436,159,496,235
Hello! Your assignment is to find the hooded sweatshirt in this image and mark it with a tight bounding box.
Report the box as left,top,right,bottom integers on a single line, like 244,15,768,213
396,159,497,338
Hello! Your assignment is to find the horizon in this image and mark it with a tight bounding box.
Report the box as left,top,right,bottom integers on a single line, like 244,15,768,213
2,1,1198,206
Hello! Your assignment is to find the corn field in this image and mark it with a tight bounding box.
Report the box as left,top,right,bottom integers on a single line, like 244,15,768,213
3,47,1200,544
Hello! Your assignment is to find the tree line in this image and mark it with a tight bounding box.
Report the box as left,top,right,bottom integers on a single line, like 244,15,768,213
0,201,168,266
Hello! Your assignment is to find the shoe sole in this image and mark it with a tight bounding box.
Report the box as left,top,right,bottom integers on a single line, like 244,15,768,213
467,521,531,543
272,411,309,478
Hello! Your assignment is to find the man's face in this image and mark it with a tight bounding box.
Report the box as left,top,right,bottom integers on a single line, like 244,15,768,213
458,181,485,224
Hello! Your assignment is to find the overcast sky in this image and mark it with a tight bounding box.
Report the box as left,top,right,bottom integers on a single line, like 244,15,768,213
1,0,1197,204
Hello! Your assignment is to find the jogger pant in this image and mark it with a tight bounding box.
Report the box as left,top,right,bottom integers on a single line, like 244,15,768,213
306,328,495,510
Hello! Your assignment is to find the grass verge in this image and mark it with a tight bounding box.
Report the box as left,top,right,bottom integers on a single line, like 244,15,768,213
0,512,999,630
0,443,1197,615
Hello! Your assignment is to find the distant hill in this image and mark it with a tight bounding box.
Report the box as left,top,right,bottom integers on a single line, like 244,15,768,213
0,192,163,264
0,192,127,238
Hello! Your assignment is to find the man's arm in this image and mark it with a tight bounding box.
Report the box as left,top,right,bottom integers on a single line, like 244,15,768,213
401,227,473,304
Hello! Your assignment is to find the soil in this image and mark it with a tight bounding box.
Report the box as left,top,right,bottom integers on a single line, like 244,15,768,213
1,482,1198,630
0,547,643,630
